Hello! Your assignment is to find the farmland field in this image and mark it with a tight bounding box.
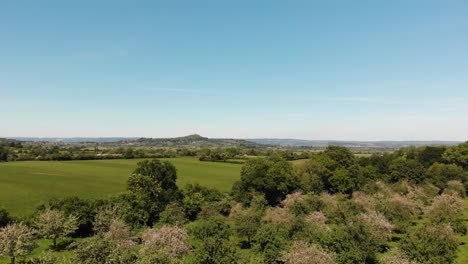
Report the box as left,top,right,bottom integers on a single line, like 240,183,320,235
0,158,242,216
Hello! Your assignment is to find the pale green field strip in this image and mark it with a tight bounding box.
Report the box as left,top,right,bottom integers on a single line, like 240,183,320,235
0,158,241,216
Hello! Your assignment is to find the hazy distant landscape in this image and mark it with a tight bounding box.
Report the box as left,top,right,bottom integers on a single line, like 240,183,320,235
9,135,462,149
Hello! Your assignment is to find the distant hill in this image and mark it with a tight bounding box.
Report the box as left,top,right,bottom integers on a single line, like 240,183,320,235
115,134,264,148
246,138,462,149
9,135,265,148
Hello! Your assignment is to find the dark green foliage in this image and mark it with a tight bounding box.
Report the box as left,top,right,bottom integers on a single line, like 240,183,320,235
112,193,150,227
329,168,354,193
323,145,355,169
253,224,288,262
389,158,425,183
0,146,9,162
401,224,460,264
326,223,379,264
191,216,231,240
0,208,11,227
183,184,224,220
368,153,394,177
232,208,262,244
189,215,238,264
159,202,187,225
425,162,467,189
233,156,298,205
132,159,179,193
127,159,182,225
361,165,378,182
189,237,239,264
443,142,468,169
295,158,332,194
418,146,446,167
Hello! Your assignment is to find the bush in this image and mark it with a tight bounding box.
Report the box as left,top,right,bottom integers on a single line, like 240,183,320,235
159,202,187,225
281,240,336,264
401,224,459,264
233,156,299,206
444,180,466,197
253,224,288,262
72,236,137,264
425,194,466,234
381,250,421,264
188,237,238,264
140,226,190,259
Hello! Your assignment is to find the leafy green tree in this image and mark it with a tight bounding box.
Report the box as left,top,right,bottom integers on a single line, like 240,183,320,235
127,159,182,225
323,145,355,169
182,184,223,220
191,216,231,241
159,202,187,225
295,158,331,193
378,193,419,232
401,224,459,264
368,153,394,178
72,236,137,264
389,158,425,183
112,193,150,227
253,224,288,262
443,142,468,169
230,207,262,245
0,146,9,162
36,209,78,248
0,223,37,264
329,168,355,194
188,215,238,264
93,206,122,235
425,194,466,234
46,196,96,237
325,222,379,264
188,237,238,264
233,157,298,205
418,146,446,167
425,162,467,189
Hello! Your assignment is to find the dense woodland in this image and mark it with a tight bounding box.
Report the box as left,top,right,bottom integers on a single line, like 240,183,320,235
0,142,467,263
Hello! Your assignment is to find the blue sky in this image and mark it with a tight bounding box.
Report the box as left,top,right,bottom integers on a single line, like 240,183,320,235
1,0,467,140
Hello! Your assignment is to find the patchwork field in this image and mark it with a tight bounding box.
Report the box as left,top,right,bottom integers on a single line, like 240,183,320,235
0,158,242,217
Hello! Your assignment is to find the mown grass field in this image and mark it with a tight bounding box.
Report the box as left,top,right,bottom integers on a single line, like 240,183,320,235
0,158,242,217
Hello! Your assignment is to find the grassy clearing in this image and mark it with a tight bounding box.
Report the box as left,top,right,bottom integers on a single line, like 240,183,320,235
0,158,241,217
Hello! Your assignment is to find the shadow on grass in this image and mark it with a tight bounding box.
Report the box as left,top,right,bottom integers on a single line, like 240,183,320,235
49,239,74,251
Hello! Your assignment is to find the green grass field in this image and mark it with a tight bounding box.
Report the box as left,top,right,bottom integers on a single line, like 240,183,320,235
0,158,241,217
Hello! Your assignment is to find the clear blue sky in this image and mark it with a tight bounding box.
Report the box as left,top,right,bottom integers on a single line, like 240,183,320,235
1,0,467,140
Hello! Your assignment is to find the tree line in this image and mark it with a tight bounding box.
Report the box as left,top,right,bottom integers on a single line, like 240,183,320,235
0,139,314,162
